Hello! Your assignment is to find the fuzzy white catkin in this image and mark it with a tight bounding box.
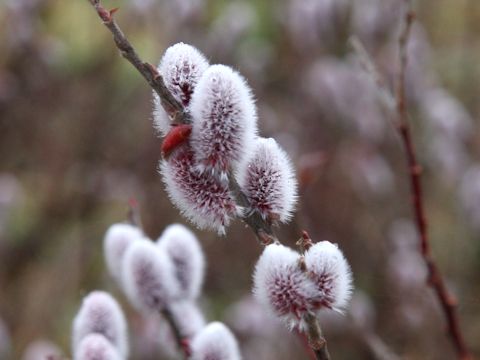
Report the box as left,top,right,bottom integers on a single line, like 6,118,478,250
157,223,205,299
190,64,258,176
169,300,206,339
104,223,143,282
153,42,209,136
304,241,353,312
160,145,240,235
237,138,297,223
253,244,320,329
74,334,121,360
190,322,242,360
72,291,129,358
122,240,180,311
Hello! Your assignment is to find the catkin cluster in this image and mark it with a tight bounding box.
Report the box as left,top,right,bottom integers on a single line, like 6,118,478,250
70,41,355,359
155,43,297,234
254,242,353,330
100,222,242,359
154,43,354,333
71,291,128,360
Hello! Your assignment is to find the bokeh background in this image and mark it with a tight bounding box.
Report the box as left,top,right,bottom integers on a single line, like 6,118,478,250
1,0,480,359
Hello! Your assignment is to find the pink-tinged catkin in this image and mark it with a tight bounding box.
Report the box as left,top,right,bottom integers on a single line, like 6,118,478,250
160,145,240,235
190,64,258,177
153,42,209,136
237,138,297,223
74,334,121,360
72,291,129,358
253,244,320,329
122,240,180,311
157,223,205,299
190,322,242,360
304,241,353,312
103,223,144,283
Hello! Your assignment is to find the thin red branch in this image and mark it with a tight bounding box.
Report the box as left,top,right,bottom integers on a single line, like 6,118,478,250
161,307,191,358
394,3,472,359
86,1,328,359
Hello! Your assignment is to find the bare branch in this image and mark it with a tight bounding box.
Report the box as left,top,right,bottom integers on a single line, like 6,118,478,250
304,312,330,360
395,3,471,359
87,0,190,125
352,2,472,358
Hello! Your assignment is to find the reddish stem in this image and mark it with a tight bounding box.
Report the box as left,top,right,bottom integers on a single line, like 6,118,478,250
395,4,471,359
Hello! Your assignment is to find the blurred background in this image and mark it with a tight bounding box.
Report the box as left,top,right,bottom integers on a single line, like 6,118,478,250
1,0,480,359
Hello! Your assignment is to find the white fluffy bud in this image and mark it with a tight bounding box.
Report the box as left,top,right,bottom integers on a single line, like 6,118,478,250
153,43,209,136
304,241,353,312
157,223,205,299
161,146,240,234
237,138,297,223
74,334,121,360
190,322,241,360
104,223,143,282
253,244,320,329
72,291,129,358
122,240,180,311
190,64,257,175
169,300,206,339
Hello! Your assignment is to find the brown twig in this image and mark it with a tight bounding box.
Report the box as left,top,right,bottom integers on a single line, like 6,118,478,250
395,4,471,359
304,312,330,360
86,2,330,358
87,0,189,125
353,2,471,359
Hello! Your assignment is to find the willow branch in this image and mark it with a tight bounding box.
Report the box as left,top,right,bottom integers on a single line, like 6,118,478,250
395,4,471,359
88,2,329,358
352,2,471,358
304,313,330,360
126,201,190,358
87,0,190,125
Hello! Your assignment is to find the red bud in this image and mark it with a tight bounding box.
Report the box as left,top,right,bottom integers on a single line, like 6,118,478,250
161,124,192,158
